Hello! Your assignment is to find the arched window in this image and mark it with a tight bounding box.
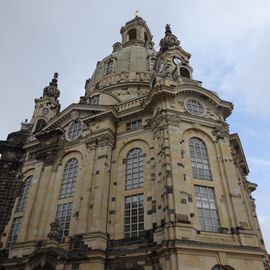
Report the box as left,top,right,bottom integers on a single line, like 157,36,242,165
189,137,212,180
106,60,113,75
34,119,46,133
16,175,33,212
180,67,190,78
128,28,137,40
125,148,144,190
59,158,79,199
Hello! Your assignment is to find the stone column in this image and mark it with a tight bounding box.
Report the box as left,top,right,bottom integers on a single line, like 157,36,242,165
85,132,115,251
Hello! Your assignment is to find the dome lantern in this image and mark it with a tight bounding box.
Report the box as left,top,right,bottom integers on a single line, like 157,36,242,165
120,16,154,48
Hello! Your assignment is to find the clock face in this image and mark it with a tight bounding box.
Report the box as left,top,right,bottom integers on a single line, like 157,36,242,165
42,107,49,115
173,57,182,65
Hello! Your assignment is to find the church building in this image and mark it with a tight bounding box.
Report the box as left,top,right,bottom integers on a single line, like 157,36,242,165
0,16,269,270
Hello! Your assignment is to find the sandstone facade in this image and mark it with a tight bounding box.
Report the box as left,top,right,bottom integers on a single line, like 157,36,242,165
0,16,269,270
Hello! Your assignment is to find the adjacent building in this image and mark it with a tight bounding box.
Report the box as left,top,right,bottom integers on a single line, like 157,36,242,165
0,16,269,270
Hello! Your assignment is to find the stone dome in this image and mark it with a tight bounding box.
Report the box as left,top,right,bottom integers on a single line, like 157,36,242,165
85,17,157,98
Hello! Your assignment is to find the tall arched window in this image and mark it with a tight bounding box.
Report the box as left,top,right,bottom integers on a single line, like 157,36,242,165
125,148,144,190
59,158,79,199
106,60,113,75
189,137,212,180
16,176,33,212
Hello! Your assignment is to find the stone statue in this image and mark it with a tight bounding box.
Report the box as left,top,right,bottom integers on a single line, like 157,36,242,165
47,221,60,242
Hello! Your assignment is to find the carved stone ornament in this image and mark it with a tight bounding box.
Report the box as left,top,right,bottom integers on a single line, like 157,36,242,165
86,133,115,150
97,133,115,147
79,96,87,104
86,137,97,151
150,111,180,130
212,123,229,140
35,148,59,166
112,42,122,52
47,221,60,242
160,33,180,52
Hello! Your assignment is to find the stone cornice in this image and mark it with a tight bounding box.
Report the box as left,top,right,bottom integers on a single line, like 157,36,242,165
142,87,176,110
42,103,118,132
83,110,118,125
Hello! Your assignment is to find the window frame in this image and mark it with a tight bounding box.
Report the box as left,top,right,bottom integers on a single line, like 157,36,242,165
16,175,33,212
128,28,137,41
149,58,156,71
185,98,205,116
55,202,73,242
189,137,212,180
105,60,114,75
195,185,220,232
66,119,83,141
59,158,79,199
126,119,142,131
124,194,144,239
125,148,144,190
7,217,23,248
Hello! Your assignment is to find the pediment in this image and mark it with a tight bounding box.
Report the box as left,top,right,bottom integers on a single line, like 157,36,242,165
175,85,233,118
42,103,118,132
142,83,233,119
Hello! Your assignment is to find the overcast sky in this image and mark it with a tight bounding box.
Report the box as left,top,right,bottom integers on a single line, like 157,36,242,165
0,0,269,250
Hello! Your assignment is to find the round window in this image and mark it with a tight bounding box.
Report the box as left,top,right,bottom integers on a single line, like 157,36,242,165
185,98,205,116
42,107,49,115
66,120,83,141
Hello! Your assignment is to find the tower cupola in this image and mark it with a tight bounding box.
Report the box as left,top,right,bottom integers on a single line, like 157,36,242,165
43,72,60,100
30,73,61,134
120,16,154,48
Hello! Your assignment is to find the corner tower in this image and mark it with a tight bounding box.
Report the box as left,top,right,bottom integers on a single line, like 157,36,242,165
30,73,60,133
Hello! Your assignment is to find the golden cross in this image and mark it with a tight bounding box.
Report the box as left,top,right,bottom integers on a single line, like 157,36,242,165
135,10,139,17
